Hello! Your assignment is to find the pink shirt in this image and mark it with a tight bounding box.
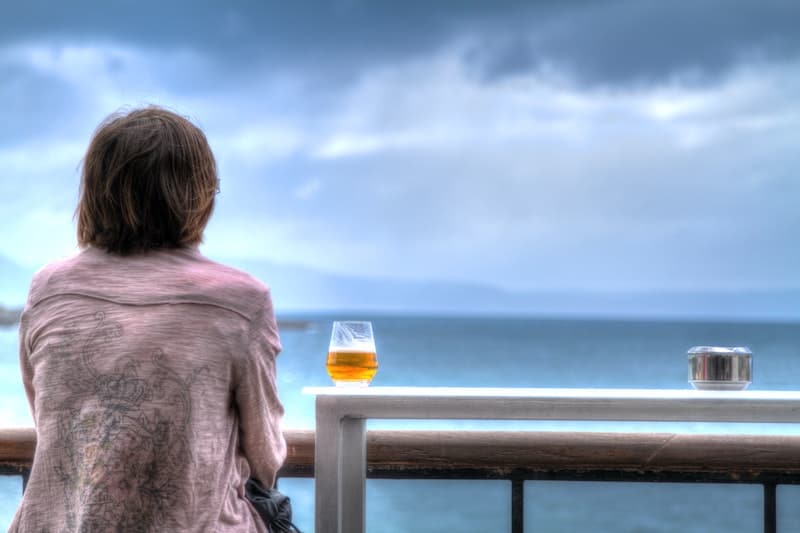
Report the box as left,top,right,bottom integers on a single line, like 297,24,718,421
10,246,286,532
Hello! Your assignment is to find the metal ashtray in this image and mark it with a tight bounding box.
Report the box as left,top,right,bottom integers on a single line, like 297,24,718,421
688,346,752,390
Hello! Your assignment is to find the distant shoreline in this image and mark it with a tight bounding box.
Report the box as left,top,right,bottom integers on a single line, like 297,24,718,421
0,306,21,327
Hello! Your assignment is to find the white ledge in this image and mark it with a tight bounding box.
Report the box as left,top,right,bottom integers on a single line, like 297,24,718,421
303,386,800,400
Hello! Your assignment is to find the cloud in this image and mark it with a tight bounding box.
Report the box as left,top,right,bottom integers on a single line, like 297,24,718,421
214,124,306,169
1,2,798,295
0,208,78,268
464,0,800,87
293,178,323,200
5,1,800,89
0,1,459,84
210,46,800,290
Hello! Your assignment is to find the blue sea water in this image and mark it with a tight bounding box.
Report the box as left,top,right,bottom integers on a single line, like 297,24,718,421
2,315,800,531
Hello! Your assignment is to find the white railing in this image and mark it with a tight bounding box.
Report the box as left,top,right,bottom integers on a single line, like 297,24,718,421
304,386,800,533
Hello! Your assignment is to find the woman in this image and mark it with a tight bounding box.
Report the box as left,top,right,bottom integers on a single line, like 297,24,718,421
10,106,286,532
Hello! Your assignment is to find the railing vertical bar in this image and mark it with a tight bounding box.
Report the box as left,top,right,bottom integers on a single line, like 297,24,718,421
763,483,776,533
511,477,524,533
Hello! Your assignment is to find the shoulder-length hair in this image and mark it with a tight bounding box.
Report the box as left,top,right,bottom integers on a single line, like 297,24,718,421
76,106,218,254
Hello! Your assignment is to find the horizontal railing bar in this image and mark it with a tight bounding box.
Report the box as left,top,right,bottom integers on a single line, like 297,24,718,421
0,428,35,463
4,428,800,481
361,430,800,473
363,468,800,485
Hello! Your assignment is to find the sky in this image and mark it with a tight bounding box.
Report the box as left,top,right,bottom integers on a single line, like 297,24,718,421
1,0,799,303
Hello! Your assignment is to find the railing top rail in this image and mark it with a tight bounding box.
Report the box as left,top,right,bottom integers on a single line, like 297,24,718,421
303,386,800,400
304,386,800,423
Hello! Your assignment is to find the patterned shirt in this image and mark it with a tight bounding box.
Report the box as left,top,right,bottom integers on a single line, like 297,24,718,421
10,246,286,532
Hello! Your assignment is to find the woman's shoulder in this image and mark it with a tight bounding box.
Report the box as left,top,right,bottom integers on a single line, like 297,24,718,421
179,251,274,319
190,253,271,296
26,247,274,321
25,251,86,307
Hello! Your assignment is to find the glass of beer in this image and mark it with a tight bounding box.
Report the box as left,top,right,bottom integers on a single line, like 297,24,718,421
327,321,378,386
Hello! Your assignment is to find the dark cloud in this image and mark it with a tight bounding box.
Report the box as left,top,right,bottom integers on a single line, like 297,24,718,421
6,1,797,88
466,0,800,86
1,1,476,81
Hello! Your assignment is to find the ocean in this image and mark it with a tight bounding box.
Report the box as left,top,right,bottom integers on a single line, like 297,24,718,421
2,314,800,531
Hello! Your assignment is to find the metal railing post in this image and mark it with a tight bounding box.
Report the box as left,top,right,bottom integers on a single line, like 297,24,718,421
511,477,524,533
764,483,776,533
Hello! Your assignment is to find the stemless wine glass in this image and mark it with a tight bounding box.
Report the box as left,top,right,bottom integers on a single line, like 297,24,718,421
327,321,378,386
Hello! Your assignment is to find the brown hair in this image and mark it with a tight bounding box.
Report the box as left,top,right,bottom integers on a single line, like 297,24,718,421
76,106,218,254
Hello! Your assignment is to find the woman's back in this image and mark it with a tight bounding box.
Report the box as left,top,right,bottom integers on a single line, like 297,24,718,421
11,246,286,532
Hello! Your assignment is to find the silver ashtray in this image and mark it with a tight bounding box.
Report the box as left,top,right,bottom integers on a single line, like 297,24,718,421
688,346,752,390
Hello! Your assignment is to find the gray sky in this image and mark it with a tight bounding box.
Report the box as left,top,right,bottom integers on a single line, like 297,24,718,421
1,0,799,294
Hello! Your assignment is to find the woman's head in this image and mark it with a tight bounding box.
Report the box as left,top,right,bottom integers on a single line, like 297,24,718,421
76,106,218,254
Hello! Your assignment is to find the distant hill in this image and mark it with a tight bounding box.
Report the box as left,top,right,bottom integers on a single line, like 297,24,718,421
0,254,33,307
1,251,797,321
223,257,800,322
0,305,22,326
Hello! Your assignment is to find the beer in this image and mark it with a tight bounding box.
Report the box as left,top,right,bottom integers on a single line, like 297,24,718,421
328,321,377,386
326,349,378,384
